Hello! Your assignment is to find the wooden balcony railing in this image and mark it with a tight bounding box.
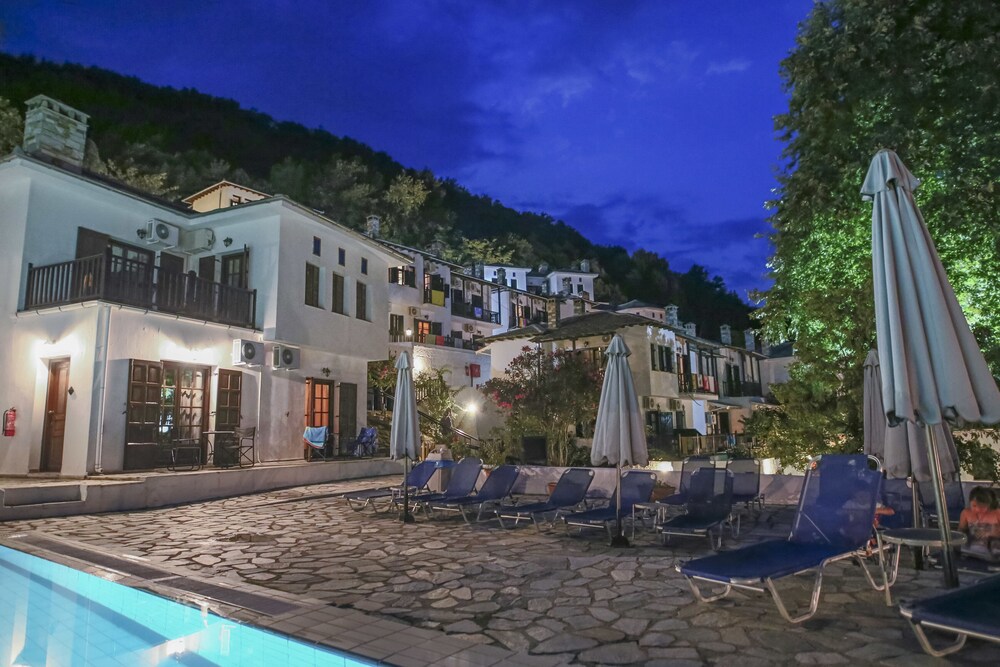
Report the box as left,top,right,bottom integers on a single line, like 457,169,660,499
24,252,257,328
451,300,501,324
721,380,763,398
389,332,477,350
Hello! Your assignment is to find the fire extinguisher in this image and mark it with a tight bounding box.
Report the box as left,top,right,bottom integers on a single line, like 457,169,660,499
3,408,15,437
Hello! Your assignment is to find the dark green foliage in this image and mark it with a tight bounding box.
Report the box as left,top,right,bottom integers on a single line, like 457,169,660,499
0,52,753,335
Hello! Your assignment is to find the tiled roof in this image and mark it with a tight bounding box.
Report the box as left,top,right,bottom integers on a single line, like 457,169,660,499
529,311,653,342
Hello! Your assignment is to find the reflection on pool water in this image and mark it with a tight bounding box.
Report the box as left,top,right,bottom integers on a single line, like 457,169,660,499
0,544,372,666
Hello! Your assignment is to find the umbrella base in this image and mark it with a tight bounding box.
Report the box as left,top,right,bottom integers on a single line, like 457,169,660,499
609,533,631,548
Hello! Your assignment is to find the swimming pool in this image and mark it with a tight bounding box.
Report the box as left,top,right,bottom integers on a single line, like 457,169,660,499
0,544,372,666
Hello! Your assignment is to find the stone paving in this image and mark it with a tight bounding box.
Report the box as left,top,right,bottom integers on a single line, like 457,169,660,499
5,475,1000,666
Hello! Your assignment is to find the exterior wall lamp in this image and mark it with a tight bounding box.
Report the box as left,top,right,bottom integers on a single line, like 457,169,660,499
223,237,233,247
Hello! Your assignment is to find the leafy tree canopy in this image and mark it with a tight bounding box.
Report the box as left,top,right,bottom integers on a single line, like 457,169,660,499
755,0,1000,465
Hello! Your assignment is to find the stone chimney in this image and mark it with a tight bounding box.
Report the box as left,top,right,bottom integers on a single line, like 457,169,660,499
720,324,732,346
545,298,560,328
580,259,591,272
495,267,506,286
683,322,697,338
744,330,756,351
365,214,381,237
665,305,680,327
23,95,89,169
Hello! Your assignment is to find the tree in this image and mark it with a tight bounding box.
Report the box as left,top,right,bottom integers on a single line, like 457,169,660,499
754,0,1000,464
481,346,603,466
0,97,23,154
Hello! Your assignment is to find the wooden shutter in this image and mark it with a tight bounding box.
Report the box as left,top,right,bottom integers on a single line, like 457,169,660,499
216,369,242,429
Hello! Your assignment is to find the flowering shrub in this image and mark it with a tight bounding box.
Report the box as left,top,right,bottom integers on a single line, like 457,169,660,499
481,346,603,466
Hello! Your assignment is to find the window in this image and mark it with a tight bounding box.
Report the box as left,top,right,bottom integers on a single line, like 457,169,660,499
356,281,369,320
331,272,346,315
650,344,658,371
305,263,320,307
338,247,346,266
511,278,518,290
389,313,404,335
389,266,417,287
313,237,321,256
361,257,368,275
222,251,248,289
577,284,584,294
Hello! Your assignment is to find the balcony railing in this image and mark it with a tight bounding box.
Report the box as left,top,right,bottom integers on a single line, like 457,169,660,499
24,252,257,329
678,373,718,395
390,332,476,350
510,312,547,329
721,380,763,398
451,300,501,324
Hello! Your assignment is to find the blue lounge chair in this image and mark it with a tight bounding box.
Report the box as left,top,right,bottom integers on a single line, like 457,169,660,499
497,467,595,530
562,470,656,539
678,454,885,623
899,573,1000,657
348,426,379,457
657,468,734,550
427,464,521,523
726,457,763,536
919,479,965,529
341,460,436,512
401,457,483,515
650,455,716,507
302,426,328,461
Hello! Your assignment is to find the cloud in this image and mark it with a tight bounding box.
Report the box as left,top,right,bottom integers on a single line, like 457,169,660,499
706,58,752,75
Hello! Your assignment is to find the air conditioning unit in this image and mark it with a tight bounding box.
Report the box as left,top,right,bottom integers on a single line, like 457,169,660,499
232,339,264,366
706,413,716,425
145,219,180,247
463,323,475,333
179,228,216,254
407,306,419,316
642,396,653,409
670,399,683,411
271,344,300,370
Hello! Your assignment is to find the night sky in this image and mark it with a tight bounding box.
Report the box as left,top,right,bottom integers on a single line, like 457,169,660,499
1,0,814,300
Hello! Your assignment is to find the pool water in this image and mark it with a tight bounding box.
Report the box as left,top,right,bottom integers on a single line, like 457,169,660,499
0,544,371,666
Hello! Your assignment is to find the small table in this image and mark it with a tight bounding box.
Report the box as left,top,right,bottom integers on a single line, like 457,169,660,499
881,528,967,601
202,430,237,467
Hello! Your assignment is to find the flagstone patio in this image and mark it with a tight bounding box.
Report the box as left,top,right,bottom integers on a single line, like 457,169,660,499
3,475,999,666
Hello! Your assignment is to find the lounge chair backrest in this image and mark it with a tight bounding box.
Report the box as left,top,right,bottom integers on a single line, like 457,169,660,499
790,454,882,550
918,479,965,520
727,458,760,497
619,470,657,512
303,426,327,449
549,468,595,506
879,477,915,529
686,468,734,521
475,465,520,500
679,456,716,494
443,457,484,496
406,460,436,489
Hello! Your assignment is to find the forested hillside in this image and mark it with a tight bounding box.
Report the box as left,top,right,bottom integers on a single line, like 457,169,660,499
0,53,753,336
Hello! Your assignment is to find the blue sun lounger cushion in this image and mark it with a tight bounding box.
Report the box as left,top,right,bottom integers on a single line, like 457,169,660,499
899,573,1000,657
497,467,595,530
562,470,657,538
427,464,521,523
402,457,483,513
341,460,436,512
678,454,886,623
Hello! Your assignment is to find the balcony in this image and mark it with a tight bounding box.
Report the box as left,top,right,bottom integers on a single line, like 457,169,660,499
721,380,763,398
678,373,718,396
510,312,547,329
24,252,257,329
451,300,501,324
390,332,477,351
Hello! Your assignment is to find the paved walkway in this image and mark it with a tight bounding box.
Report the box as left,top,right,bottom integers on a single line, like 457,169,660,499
4,475,999,666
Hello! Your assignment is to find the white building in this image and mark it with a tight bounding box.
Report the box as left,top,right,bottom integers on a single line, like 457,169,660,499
0,96,406,476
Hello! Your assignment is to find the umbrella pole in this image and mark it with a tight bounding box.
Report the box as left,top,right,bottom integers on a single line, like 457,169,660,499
401,454,415,523
609,465,630,547
909,477,923,569
925,424,957,587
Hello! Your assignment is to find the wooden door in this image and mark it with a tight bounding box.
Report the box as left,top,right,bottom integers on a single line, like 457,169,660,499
40,359,70,472
338,382,357,444
215,369,242,430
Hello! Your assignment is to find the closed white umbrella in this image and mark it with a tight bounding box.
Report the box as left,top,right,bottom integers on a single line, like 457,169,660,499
591,335,648,546
864,149,1000,586
390,351,420,523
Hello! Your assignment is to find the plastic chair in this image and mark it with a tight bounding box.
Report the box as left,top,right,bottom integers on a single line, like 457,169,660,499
677,454,886,623
562,470,657,539
900,573,1000,657
657,468,734,550
342,460,436,512
303,426,328,461
496,467,595,530
427,465,521,523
